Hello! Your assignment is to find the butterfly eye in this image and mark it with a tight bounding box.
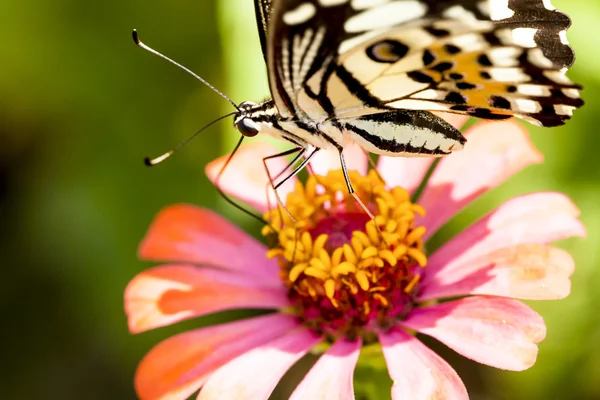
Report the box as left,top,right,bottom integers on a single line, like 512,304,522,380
237,118,260,137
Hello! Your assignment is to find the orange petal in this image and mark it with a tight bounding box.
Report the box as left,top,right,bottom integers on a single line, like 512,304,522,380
125,265,289,333
205,141,298,212
138,204,280,283
135,313,299,400
417,119,543,238
420,244,575,301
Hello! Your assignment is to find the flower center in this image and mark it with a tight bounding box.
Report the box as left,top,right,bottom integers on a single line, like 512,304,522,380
263,170,427,340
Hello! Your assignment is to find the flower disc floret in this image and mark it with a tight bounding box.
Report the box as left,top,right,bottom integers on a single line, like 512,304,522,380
263,169,428,339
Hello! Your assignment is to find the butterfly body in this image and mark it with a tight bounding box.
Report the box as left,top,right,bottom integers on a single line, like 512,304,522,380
234,0,582,164
234,99,467,156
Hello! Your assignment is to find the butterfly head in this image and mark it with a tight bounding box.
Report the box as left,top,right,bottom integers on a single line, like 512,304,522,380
234,101,262,137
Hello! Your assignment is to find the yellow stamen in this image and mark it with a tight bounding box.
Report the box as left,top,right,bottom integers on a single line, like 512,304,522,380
406,226,427,246
365,220,380,244
411,204,426,216
393,244,408,259
262,169,429,337
385,219,398,233
266,248,282,259
331,247,344,267
356,270,370,291
318,248,331,270
407,248,428,267
309,258,327,271
361,246,379,260
404,274,421,294
289,263,308,282
397,221,410,240
351,236,365,257
343,278,359,295
363,301,371,316
332,261,356,278
342,243,357,264
373,293,389,307
353,231,371,248
379,249,397,266
325,279,336,300
301,231,312,255
376,199,389,218
313,234,329,257
304,267,329,280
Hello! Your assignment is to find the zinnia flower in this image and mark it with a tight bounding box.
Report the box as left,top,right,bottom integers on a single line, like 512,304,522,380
126,116,585,400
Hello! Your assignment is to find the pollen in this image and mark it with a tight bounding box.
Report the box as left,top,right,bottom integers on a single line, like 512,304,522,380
263,169,429,339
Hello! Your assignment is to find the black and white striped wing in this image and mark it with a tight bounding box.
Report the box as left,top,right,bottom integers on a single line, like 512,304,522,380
265,0,582,128
254,0,273,62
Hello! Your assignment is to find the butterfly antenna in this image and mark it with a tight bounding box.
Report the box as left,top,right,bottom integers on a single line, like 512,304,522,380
144,112,235,166
132,29,239,110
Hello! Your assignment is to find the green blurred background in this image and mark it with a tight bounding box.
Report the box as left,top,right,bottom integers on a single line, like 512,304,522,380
0,0,598,399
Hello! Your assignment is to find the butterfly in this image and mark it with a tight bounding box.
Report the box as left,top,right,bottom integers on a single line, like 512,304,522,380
227,0,583,194
137,0,582,210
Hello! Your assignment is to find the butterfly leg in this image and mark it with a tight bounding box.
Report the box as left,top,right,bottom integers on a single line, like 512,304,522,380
269,147,320,265
273,147,320,191
338,148,375,220
269,147,320,222
262,146,305,214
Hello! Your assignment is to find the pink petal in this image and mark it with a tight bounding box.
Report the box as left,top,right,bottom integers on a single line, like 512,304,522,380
420,244,575,301
125,265,290,333
417,120,543,238
377,156,435,195
205,141,297,212
138,204,280,283
198,328,322,400
290,338,361,400
402,296,546,371
432,112,470,130
424,192,585,284
310,143,368,176
377,113,468,194
135,313,299,400
379,328,468,400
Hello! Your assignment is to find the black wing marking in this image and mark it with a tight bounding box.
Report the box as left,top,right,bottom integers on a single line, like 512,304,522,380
267,0,352,118
490,0,575,68
254,0,273,62
343,109,466,156
417,0,575,68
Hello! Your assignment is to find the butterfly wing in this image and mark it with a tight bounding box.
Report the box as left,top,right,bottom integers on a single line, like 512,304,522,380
254,0,273,62
264,0,582,155
267,0,583,155
337,17,582,127
489,0,575,69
